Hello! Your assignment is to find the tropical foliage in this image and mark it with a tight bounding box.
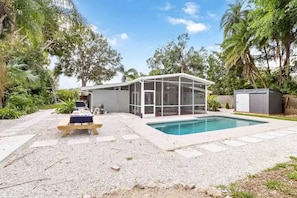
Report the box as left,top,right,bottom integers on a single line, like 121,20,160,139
220,0,297,91
0,0,122,118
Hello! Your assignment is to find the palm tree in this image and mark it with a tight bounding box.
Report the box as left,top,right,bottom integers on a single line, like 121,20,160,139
221,21,266,88
117,65,139,82
220,0,248,38
0,0,84,105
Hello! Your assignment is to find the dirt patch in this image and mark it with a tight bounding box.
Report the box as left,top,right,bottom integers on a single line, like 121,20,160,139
232,157,297,198
88,157,297,198
96,184,223,198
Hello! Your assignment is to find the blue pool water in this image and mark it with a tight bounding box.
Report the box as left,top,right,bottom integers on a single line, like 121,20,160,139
148,116,266,135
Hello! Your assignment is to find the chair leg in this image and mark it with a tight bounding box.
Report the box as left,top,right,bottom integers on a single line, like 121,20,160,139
92,128,98,135
62,129,71,137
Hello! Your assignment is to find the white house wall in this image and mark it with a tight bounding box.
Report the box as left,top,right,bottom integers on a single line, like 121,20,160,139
92,90,129,113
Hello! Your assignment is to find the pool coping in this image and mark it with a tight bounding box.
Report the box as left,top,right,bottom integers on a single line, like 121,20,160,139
122,111,297,150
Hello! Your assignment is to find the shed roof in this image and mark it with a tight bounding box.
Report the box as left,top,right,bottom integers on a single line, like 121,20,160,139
81,73,214,91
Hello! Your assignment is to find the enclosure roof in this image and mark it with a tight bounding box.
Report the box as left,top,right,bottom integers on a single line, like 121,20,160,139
81,82,129,91
81,73,214,91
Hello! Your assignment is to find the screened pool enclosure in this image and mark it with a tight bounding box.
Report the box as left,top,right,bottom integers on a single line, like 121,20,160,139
81,73,214,118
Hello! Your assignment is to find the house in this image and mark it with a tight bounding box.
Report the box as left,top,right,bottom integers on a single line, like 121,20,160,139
80,73,214,118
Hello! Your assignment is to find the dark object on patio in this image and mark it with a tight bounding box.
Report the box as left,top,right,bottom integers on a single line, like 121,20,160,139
69,115,93,123
75,101,86,108
99,104,104,114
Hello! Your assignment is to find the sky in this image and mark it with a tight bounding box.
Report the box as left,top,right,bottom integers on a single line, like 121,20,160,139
57,0,234,89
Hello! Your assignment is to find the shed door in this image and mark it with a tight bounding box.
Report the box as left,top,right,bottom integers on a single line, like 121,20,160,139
236,94,250,112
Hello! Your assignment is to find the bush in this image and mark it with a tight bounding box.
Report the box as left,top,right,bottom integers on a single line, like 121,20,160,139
6,94,38,114
0,107,22,119
56,99,75,114
208,95,221,111
57,89,79,102
226,102,230,109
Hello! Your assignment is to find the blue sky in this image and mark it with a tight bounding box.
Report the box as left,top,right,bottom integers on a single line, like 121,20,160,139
58,0,233,88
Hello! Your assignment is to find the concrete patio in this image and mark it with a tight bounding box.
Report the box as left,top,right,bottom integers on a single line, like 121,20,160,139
0,109,297,197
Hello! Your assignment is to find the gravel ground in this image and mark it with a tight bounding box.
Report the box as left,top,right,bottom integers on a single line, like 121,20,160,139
0,110,297,197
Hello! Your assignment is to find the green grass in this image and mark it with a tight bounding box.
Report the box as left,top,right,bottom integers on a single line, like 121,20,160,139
286,171,297,180
39,103,61,110
264,163,288,172
226,183,255,198
234,112,297,121
290,156,297,162
231,191,255,198
247,174,257,179
265,180,295,196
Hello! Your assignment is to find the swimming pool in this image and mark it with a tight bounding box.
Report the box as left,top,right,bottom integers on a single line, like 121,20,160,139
147,116,267,135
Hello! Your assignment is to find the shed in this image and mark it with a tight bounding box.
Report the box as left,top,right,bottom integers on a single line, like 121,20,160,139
234,89,283,114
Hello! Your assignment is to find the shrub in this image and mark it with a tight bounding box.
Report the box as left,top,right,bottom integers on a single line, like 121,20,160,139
0,107,22,119
7,94,38,114
57,89,79,102
6,94,38,114
208,95,221,111
56,99,75,114
226,102,230,109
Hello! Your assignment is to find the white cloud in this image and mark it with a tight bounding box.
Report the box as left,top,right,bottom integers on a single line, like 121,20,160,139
183,2,199,17
108,33,129,46
89,24,99,33
120,33,128,40
168,17,206,33
108,38,117,46
159,2,174,11
207,11,218,19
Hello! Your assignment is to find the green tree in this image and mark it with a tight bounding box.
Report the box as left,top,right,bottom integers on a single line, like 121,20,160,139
55,28,122,86
147,33,207,77
117,66,139,82
220,0,248,38
249,0,297,87
0,0,84,106
220,1,266,88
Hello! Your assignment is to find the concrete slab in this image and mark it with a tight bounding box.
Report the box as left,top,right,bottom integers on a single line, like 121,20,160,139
251,134,277,140
122,134,140,140
96,136,116,142
30,139,58,148
67,138,89,145
238,136,263,143
2,128,24,133
175,148,204,158
280,129,297,134
199,143,227,153
0,134,35,162
222,140,246,147
264,132,286,137
0,132,19,137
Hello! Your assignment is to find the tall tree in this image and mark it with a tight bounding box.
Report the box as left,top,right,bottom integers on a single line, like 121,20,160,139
220,0,248,38
220,0,266,88
117,66,139,82
55,28,122,86
0,0,85,106
249,0,297,86
147,33,206,77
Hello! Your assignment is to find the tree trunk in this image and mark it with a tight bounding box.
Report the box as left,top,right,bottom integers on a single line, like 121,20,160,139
276,39,282,87
283,31,291,78
81,78,87,87
263,47,270,75
248,52,267,88
0,61,6,108
48,75,57,103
